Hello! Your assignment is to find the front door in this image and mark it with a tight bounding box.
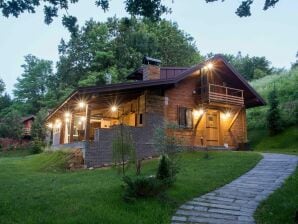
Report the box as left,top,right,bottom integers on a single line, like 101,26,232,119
205,110,220,146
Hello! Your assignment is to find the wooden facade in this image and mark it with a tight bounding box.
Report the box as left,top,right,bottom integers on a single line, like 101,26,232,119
45,55,265,166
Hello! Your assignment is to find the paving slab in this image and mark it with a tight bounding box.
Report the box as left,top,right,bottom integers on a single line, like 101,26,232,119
171,153,297,224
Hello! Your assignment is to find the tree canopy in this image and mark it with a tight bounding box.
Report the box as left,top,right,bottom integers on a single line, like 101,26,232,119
208,52,274,81
1,0,280,34
0,78,12,113
1,17,202,121
56,18,203,89
13,54,53,114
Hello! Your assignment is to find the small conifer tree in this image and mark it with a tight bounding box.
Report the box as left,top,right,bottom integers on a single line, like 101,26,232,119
266,86,283,135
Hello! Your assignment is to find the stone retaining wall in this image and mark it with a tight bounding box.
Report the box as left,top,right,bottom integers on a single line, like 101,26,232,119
85,113,164,167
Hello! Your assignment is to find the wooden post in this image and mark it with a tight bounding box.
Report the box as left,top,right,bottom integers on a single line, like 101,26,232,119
60,120,65,144
84,104,91,141
69,113,75,143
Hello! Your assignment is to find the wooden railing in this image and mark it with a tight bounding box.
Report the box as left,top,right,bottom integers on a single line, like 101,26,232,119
198,84,244,106
23,128,31,136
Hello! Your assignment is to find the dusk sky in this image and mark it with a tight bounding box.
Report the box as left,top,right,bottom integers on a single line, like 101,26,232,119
0,0,297,95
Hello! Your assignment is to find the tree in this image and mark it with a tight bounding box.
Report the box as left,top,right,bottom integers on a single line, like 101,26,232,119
266,86,283,135
112,124,136,176
1,0,279,34
31,108,48,141
212,52,273,81
205,0,279,17
13,55,53,114
56,18,202,89
0,78,5,94
0,93,12,112
0,110,22,139
291,51,298,69
0,78,12,112
0,0,169,34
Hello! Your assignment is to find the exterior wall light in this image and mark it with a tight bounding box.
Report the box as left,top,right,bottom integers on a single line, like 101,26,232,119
64,112,71,118
80,116,86,122
204,62,213,70
55,120,62,128
193,109,204,118
111,105,118,112
223,111,231,119
78,101,86,108
47,123,53,129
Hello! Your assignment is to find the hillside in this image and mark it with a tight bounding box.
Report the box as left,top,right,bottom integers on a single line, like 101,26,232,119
247,68,298,152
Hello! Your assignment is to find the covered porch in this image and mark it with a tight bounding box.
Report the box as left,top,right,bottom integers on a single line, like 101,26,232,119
47,88,147,148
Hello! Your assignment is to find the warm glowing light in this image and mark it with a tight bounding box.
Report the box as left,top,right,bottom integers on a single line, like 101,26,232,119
204,62,213,70
80,116,86,122
193,109,204,118
65,118,70,123
55,119,62,128
223,111,231,119
64,112,71,118
78,101,86,108
111,105,118,112
47,123,53,129
78,121,82,125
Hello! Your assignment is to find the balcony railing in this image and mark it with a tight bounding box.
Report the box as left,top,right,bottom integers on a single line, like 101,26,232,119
198,84,244,106
23,128,31,136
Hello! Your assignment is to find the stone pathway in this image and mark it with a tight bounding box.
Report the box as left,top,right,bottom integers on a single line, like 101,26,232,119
172,153,298,224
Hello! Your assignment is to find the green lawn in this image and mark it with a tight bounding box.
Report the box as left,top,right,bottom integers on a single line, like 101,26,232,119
0,149,31,157
255,168,298,224
0,151,261,224
248,126,298,154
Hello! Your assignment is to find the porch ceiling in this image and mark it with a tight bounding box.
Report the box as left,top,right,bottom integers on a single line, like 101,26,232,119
46,89,144,121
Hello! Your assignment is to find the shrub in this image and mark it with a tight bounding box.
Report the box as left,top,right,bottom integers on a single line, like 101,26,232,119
30,140,44,154
122,175,169,201
156,155,171,180
156,154,178,183
267,87,283,135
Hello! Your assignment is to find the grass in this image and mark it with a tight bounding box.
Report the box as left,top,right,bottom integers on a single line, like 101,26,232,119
255,168,298,224
248,126,298,154
0,150,261,224
0,148,32,158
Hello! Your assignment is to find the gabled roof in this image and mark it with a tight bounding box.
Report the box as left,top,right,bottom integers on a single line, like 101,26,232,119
46,55,265,121
21,115,35,123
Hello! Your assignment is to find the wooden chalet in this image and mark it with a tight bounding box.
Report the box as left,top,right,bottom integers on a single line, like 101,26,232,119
45,55,265,167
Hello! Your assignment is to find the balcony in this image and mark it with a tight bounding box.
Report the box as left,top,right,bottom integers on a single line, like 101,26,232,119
23,128,31,136
198,84,244,106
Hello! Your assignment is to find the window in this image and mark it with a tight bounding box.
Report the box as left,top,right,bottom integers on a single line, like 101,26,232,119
178,106,193,128
139,113,143,125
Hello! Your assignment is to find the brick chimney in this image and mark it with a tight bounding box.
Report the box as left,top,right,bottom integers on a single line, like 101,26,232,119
142,56,161,80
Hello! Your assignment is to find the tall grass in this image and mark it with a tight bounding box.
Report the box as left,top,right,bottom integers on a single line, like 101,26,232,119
247,68,298,129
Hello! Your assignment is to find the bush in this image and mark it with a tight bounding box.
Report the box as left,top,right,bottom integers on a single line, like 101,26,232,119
30,140,44,154
156,155,171,180
156,154,178,184
123,175,170,201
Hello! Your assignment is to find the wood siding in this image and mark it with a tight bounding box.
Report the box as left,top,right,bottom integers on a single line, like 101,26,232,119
163,72,247,148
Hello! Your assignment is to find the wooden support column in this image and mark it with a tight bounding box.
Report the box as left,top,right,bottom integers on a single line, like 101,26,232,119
60,120,65,144
192,113,204,146
69,113,75,143
228,107,242,131
227,107,242,147
84,104,91,141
